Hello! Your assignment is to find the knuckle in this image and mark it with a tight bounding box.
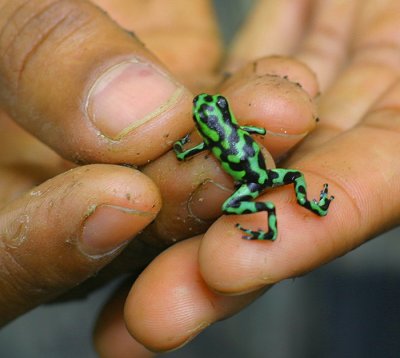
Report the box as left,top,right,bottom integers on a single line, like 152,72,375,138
0,212,52,299
0,0,94,92
363,107,400,135
0,246,40,322
0,205,97,322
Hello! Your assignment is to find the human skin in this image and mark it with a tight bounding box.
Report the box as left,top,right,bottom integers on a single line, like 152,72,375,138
115,0,400,354
0,0,315,328
0,0,399,357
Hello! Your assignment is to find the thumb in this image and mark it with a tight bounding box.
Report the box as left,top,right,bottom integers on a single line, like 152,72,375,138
0,0,192,165
0,164,161,326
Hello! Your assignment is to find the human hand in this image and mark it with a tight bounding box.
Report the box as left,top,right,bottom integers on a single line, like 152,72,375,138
0,0,207,328
93,0,400,354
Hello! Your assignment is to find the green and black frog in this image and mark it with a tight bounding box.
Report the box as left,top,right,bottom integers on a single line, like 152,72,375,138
174,94,334,241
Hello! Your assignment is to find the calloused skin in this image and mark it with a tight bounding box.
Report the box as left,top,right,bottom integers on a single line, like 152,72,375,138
0,0,399,357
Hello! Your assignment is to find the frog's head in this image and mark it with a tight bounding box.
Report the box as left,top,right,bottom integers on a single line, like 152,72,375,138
192,93,229,127
193,93,228,110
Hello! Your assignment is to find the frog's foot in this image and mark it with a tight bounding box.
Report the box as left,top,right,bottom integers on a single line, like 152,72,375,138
302,183,334,216
222,184,278,242
268,169,334,217
236,224,277,241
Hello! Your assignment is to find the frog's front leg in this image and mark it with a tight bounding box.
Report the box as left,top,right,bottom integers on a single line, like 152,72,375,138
240,125,266,136
222,183,277,241
173,134,208,161
268,169,334,216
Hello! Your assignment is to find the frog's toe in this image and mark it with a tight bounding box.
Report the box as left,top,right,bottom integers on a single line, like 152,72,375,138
236,223,276,241
319,183,329,199
316,184,334,209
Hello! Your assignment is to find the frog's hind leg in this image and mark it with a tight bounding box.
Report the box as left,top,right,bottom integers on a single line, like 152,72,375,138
222,183,277,241
268,169,334,216
235,204,277,241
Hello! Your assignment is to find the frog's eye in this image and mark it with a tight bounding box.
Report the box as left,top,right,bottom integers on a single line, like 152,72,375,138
204,94,213,103
217,96,227,109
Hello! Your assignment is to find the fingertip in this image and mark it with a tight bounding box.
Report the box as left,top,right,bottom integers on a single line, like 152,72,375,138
220,57,319,159
0,164,161,324
222,56,320,98
199,215,276,294
198,170,344,295
124,238,205,351
124,237,260,352
78,166,162,257
94,282,155,358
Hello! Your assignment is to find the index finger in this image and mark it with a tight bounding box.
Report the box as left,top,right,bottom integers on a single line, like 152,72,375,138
198,80,400,293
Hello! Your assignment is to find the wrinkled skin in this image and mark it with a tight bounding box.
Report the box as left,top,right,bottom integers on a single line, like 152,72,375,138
0,0,399,356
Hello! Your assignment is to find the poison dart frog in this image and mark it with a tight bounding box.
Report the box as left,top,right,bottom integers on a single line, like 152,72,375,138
173,94,334,241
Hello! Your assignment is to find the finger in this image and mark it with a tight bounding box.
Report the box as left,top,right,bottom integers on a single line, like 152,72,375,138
94,282,155,358
291,0,400,159
295,0,359,90
124,237,264,352
92,0,222,84
0,109,70,203
220,57,319,160
142,57,319,246
319,0,400,127
199,80,400,293
0,163,60,204
0,0,192,166
0,108,62,168
226,0,312,71
0,164,161,325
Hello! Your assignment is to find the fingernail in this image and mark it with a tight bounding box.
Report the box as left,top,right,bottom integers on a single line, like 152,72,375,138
188,180,232,220
79,204,155,257
86,59,184,140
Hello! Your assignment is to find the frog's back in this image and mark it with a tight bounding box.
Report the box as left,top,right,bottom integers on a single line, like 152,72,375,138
223,133,268,184
193,94,268,184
